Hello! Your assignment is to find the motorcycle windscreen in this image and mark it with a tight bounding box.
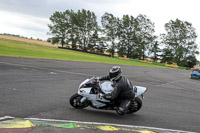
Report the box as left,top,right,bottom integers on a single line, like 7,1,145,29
134,86,147,97
100,81,114,94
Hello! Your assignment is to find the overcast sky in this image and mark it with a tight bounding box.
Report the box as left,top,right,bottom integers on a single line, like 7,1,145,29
0,0,200,60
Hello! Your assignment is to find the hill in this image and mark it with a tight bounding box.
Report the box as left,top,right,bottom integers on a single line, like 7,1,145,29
0,35,59,48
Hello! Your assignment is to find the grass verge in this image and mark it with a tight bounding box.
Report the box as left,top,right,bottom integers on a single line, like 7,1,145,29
0,38,168,68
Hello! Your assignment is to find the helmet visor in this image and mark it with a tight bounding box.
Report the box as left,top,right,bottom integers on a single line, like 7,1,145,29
109,72,119,79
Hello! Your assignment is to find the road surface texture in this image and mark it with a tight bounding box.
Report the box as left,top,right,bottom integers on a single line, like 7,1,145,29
0,56,200,132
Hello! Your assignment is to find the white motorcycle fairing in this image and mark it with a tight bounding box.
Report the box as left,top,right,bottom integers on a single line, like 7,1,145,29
78,80,112,108
77,79,147,108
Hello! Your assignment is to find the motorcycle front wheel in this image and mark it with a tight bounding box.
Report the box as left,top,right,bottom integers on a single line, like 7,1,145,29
127,97,142,114
69,93,90,109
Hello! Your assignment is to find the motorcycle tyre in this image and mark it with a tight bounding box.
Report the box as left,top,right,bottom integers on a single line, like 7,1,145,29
127,97,142,114
69,93,90,109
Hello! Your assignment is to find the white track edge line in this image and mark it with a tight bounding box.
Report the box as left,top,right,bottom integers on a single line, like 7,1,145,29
0,116,15,120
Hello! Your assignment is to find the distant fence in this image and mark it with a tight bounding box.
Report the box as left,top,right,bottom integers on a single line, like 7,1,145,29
58,46,111,57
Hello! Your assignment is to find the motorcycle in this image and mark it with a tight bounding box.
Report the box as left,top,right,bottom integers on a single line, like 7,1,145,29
69,77,148,115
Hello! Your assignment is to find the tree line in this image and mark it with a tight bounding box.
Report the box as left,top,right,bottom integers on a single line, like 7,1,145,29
47,9,199,68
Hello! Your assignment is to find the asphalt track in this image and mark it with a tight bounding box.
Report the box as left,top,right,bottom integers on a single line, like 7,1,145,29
0,56,200,132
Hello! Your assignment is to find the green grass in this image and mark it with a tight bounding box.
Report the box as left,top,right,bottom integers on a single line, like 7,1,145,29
0,38,168,68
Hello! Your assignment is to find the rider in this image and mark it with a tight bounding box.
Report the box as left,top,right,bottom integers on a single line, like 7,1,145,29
98,66,135,115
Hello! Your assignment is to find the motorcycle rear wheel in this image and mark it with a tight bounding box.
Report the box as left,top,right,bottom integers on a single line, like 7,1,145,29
69,93,90,109
127,97,142,114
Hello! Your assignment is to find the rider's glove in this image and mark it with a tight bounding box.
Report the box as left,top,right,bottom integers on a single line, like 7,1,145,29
98,93,104,99
111,81,116,87
95,77,100,82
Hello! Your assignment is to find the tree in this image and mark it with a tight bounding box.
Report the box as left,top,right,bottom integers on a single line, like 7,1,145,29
47,38,51,43
131,48,142,59
75,9,98,51
134,14,155,60
96,40,107,54
148,36,162,62
149,41,161,62
162,19,199,66
182,55,197,68
160,47,174,64
48,10,71,48
117,46,126,57
101,12,119,57
88,30,98,52
89,30,107,53
68,10,79,49
117,15,136,58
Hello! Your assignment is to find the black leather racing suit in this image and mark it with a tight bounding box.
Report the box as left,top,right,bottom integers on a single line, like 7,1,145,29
99,75,135,114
